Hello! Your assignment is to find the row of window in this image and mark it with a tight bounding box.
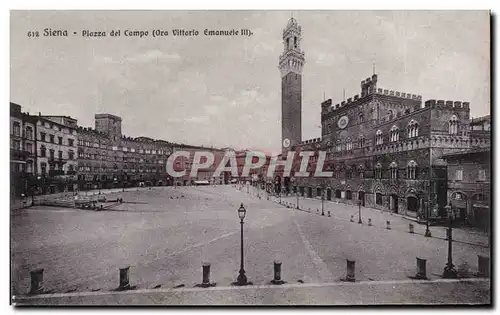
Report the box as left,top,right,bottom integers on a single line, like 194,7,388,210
375,161,418,179
39,132,75,146
320,160,420,180
11,160,34,173
39,146,75,160
11,123,34,140
77,152,164,164
325,114,461,139
454,169,487,182
78,139,170,155
375,121,420,145
39,163,75,174
11,140,34,154
78,166,163,173
39,121,76,135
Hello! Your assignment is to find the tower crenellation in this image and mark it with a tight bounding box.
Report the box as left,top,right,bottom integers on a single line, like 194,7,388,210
424,99,470,109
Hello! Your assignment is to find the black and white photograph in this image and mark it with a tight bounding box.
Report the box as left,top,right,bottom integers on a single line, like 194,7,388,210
9,9,491,306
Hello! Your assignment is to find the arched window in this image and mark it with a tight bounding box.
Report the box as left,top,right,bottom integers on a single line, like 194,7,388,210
407,160,418,179
472,194,485,202
346,166,352,179
390,161,398,179
388,110,394,120
359,135,365,148
346,138,353,151
40,162,47,174
376,130,383,146
408,120,419,138
12,122,20,136
390,125,399,142
336,139,342,152
375,163,383,179
25,126,33,140
449,115,459,134
359,111,364,123
359,164,364,179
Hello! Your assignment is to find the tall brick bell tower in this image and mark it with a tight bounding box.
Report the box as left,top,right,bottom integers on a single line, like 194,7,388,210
279,17,305,156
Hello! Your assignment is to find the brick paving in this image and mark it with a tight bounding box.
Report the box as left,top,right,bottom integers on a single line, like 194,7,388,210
11,186,490,304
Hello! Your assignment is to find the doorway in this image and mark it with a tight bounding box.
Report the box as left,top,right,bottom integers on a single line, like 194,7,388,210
390,194,399,212
407,196,418,212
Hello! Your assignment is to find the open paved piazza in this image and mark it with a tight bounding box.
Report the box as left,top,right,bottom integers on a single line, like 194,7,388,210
12,185,490,305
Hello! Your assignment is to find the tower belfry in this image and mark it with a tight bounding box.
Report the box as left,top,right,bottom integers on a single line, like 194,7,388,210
279,17,305,156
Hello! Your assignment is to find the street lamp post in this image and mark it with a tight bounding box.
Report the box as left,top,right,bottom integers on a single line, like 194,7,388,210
234,203,250,285
358,200,362,224
425,201,432,237
296,191,300,209
426,163,433,237
122,173,126,192
321,187,325,216
443,202,458,278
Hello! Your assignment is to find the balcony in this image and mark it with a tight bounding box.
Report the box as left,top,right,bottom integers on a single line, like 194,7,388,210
48,169,65,177
48,157,67,166
10,149,32,161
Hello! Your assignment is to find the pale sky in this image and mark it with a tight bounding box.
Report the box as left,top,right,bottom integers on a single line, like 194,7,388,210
10,10,490,153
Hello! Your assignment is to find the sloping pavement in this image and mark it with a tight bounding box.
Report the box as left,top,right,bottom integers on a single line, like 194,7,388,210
14,278,491,305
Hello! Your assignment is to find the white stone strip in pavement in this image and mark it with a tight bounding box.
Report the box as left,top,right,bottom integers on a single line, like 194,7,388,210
14,278,490,301
293,219,336,283
167,231,236,257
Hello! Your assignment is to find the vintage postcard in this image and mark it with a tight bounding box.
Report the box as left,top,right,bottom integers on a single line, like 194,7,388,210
9,10,491,306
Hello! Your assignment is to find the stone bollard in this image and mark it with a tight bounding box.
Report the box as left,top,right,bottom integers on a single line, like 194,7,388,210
343,260,355,282
368,218,372,226
118,266,131,291
409,223,414,234
350,215,354,222
271,261,285,285
29,268,45,295
202,263,211,284
328,211,331,217
196,262,216,287
477,255,490,278
386,221,391,230
415,258,427,279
